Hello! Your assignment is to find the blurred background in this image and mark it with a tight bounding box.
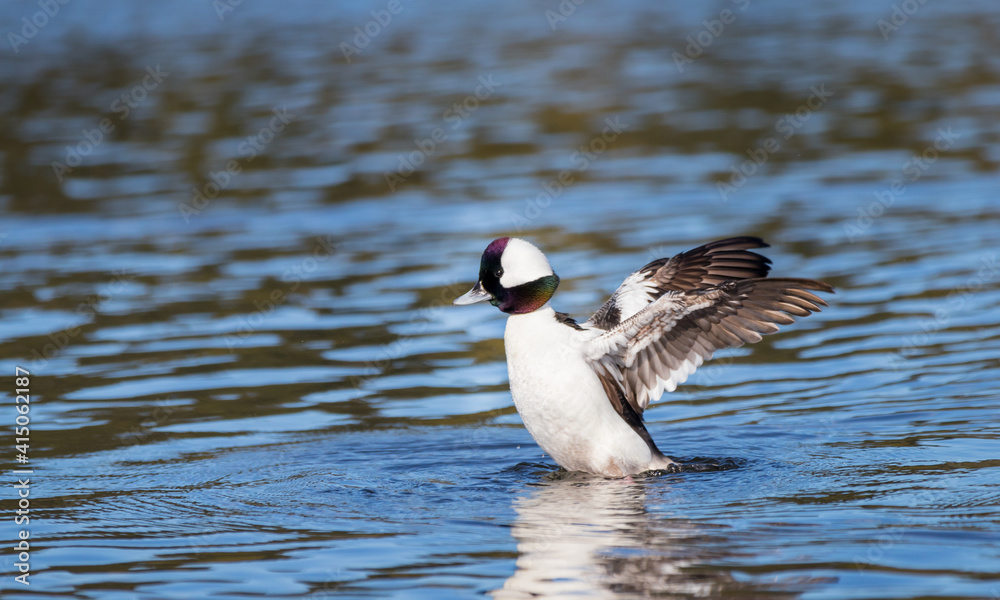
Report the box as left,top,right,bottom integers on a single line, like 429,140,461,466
1,1,999,598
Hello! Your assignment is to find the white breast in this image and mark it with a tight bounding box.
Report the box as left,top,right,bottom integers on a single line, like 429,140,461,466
503,307,654,476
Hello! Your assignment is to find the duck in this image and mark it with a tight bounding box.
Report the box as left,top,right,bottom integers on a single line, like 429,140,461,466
454,236,833,477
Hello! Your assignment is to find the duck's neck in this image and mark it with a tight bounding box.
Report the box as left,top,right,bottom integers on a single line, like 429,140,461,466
497,274,559,314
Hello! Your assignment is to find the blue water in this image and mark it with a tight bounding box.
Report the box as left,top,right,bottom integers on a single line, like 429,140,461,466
1,1,999,598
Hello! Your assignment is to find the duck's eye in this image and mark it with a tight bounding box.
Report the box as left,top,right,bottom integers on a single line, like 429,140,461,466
494,268,503,279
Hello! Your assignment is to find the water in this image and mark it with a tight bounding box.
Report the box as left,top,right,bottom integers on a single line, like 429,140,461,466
1,1,999,598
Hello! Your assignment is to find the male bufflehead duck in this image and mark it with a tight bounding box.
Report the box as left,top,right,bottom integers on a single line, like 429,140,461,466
454,236,833,477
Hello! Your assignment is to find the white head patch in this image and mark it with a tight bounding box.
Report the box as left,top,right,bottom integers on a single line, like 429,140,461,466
499,238,555,288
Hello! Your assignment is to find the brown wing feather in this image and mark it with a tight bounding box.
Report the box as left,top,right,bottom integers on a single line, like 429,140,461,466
593,277,833,415
642,236,773,293
587,237,773,330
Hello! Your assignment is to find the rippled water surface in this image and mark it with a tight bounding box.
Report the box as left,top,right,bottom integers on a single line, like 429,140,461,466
1,1,999,598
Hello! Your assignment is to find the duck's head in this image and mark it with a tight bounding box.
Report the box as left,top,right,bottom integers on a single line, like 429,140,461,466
453,237,559,314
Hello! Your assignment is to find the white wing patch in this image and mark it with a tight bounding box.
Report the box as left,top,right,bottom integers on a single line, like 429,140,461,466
587,291,717,410
607,271,663,323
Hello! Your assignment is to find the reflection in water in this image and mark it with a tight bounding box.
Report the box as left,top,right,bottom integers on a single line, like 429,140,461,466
495,473,790,599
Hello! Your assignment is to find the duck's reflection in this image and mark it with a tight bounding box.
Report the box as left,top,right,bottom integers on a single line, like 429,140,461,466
492,472,792,599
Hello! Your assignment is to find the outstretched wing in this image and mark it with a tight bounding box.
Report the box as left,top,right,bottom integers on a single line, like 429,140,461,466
586,278,833,414
585,237,773,330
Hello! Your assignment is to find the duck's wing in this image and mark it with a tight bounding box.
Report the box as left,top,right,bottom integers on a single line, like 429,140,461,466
584,237,773,330
585,278,833,414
